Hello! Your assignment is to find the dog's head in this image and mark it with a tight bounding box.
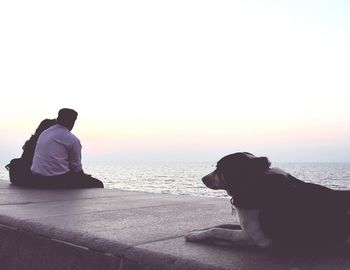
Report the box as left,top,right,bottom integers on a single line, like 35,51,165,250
202,152,271,196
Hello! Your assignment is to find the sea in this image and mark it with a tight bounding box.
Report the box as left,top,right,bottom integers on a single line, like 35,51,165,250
1,162,349,198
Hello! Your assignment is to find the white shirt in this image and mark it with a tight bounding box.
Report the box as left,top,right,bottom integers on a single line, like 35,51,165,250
31,124,83,176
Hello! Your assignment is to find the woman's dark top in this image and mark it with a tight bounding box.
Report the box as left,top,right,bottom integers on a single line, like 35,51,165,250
21,119,57,172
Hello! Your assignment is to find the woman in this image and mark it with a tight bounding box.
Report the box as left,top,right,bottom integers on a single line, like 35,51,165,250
6,119,57,185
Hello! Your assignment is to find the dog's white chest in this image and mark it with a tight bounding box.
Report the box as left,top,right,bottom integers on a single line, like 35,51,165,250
235,207,272,247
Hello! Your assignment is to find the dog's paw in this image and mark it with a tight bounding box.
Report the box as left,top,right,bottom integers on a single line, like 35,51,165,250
185,231,208,242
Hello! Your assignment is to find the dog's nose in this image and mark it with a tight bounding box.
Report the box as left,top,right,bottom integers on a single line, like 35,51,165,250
202,175,210,185
202,172,218,189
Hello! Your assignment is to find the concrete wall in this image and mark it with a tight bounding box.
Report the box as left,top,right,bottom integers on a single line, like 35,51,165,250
0,180,349,270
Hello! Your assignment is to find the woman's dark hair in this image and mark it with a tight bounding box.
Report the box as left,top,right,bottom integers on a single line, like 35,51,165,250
33,119,57,137
21,119,57,164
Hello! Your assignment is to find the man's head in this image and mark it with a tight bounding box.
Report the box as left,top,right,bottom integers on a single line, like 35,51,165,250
57,108,78,131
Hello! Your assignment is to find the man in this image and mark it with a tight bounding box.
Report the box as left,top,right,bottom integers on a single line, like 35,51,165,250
30,108,104,188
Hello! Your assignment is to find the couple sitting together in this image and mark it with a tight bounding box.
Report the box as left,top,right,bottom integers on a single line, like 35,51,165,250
7,108,104,189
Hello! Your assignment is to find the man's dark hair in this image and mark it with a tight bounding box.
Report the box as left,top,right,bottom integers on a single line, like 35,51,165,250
57,108,78,130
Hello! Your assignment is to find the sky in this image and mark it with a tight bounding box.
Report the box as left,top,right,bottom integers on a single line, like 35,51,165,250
1,0,350,163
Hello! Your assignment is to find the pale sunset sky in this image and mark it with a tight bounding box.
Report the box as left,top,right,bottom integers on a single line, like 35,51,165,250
1,0,349,163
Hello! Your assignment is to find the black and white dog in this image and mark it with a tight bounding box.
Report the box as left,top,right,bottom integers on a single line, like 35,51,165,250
185,152,350,249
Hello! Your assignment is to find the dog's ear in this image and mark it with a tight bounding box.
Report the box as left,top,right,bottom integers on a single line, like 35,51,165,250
250,156,271,173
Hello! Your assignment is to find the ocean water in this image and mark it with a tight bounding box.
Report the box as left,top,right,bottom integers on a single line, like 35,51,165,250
1,162,349,197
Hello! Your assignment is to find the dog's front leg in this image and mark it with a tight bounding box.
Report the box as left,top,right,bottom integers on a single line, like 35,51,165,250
185,229,211,242
188,224,241,233
185,228,255,246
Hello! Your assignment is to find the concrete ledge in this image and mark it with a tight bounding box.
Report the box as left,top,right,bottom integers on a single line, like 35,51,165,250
0,179,349,270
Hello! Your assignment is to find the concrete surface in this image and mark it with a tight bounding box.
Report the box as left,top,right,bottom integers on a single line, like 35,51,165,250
0,179,349,270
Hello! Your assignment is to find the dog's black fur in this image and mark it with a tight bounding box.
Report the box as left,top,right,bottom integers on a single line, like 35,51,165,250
202,152,350,249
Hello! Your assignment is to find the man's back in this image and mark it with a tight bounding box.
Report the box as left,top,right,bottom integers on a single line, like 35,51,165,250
31,124,82,176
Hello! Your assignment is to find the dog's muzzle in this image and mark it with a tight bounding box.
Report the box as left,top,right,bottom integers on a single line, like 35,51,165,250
202,171,224,190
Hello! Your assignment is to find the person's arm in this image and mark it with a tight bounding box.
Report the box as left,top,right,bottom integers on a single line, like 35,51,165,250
69,139,83,173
